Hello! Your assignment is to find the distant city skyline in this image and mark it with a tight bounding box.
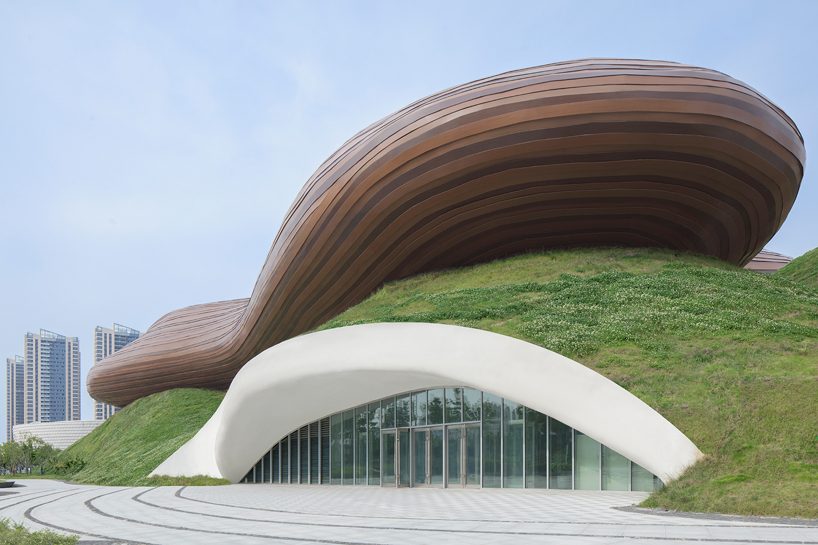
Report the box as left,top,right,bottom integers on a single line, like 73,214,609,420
5,329,83,442
5,356,24,441
1,1,816,441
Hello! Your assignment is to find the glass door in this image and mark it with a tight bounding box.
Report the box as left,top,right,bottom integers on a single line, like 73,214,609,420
398,428,411,487
413,429,427,486
446,426,462,487
412,427,444,487
429,427,444,486
446,424,481,487
381,430,396,486
464,424,481,487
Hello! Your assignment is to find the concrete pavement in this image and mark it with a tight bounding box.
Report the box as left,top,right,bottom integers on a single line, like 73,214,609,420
0,479,815,544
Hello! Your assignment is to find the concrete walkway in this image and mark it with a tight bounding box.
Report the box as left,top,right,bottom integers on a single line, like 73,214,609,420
0,479,815,544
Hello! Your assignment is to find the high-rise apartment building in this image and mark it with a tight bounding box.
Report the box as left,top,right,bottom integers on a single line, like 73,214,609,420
93,324,140,420
19,330,81,425
5,356,24,441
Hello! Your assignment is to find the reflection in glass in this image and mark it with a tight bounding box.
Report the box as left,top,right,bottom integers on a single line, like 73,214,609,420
263,450,271,482
412,391,427,427
413,429,427,485
396,394,411,427
445,388,462,423
320,418,330,484
299,426,309,483
289,432,298,482
482,392,501,487
382,397,395,429
447,427,462,487
342,410,354,485
602,446,630,490
503,399,524,488
631,462,657,492
549,418,572,489
427,389,444,424
430,428,444,485
399,429,411,486
463,388,481,422
272,443,280,483
382,431,396,485
282,435,290,483
310,423,319,484
367,403,380,485
355,406,368,485
525,407,547,488
575,431,600,490
465,424,481,486
245,386,665,491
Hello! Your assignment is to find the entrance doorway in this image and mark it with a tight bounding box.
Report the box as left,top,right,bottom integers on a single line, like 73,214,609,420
381,429,411,486
383,425,480,487
447,424,481,487
412,427,444,486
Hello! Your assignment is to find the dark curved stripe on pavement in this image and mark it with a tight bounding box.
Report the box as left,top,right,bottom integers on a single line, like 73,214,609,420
80,487,818,544
21,488,150,545
173,486,815,529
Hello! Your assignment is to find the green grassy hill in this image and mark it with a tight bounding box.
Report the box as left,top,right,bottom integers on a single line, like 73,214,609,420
56,247,817,518
777,247,818,289
55,388,225,485
320,247,818,518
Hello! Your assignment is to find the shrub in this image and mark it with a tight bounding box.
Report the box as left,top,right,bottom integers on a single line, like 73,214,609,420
0,518,78,544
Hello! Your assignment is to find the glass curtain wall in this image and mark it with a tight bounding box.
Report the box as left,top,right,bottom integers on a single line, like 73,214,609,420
482,393,502,488
503,399,524,488
242,386,663,492
525,407,548,488
367,403,380,485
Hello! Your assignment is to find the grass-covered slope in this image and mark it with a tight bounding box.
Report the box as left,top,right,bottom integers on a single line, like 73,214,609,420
777,247,818,289
56,388,224,486
320,247,818,518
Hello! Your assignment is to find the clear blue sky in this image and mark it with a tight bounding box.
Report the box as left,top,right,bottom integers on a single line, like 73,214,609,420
1,1,816,438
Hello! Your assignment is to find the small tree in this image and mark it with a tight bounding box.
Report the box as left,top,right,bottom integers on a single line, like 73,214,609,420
19,436,50,474
0,441,24,475
32,442,58,474
0,442,9,474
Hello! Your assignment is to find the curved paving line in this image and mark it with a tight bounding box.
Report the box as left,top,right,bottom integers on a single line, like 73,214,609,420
0,480,94,504
174,487,811,529
85,486,390,545
0,488,85,511
23,488,152,545
132,488,818,544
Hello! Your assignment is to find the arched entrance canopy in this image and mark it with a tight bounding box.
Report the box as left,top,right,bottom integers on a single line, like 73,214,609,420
152,323,702,484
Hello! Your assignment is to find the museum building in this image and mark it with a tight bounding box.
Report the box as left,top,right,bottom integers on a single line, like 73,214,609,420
89,59,804,491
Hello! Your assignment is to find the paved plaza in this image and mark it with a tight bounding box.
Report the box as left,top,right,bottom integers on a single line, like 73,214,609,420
0,479,815,544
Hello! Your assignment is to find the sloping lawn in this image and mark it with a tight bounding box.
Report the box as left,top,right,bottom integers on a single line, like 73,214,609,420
319,247,818,518
55,388,226,486
777,247,818,289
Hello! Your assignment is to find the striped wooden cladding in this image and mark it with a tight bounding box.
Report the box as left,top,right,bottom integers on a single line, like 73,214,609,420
87,59,806,406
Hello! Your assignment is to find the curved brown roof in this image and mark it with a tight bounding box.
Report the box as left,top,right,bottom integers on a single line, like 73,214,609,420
88,58,806,406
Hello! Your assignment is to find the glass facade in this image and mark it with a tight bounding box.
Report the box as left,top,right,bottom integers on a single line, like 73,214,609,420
241,386,663,491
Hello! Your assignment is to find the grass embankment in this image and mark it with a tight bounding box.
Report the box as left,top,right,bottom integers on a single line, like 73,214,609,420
777,247,818,289
0,518,77,544
55,388,226,486
319,247,818,518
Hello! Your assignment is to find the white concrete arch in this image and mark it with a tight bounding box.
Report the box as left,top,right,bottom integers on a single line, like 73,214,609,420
152,323,703,484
